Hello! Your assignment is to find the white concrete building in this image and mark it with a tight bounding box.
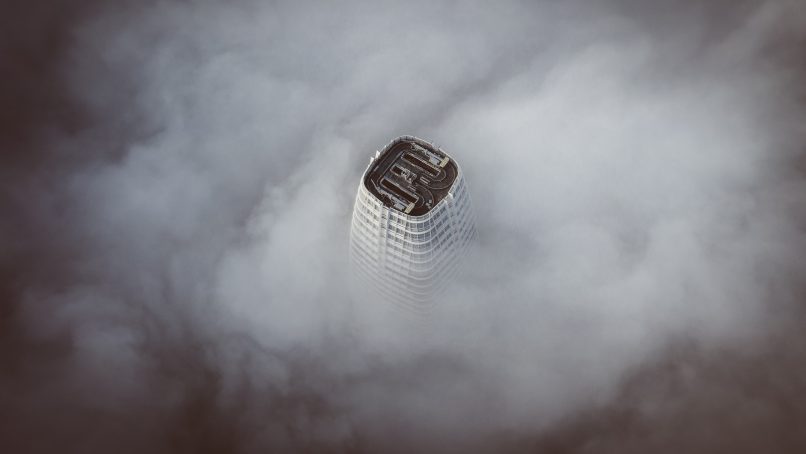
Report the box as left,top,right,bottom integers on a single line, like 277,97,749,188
350,135,476,314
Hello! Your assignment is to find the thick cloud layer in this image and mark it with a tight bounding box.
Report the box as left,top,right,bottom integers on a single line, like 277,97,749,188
2,0,806,452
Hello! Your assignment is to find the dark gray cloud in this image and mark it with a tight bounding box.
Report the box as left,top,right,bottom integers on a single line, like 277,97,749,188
2,0,806,452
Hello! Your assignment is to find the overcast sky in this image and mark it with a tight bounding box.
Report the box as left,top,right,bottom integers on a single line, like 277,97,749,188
2,0,806,452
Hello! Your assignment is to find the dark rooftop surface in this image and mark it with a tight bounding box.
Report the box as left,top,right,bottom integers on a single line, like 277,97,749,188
364,137,458,216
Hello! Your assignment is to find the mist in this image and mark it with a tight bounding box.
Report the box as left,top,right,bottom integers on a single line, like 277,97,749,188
3,0,806,452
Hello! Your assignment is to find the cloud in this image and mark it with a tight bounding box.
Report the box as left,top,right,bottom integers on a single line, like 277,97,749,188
2,0,806,452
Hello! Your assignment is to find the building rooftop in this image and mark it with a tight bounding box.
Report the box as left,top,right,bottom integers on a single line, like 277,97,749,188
364,137,458,216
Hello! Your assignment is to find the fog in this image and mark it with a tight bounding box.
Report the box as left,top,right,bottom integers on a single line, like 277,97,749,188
3,0,806,452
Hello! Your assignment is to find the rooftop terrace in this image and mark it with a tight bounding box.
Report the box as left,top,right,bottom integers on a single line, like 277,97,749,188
364,137,458,216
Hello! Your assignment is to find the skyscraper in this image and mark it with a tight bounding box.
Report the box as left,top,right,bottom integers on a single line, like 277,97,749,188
350,135,476,314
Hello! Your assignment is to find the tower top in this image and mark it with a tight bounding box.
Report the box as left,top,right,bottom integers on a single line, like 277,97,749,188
363,136,458,216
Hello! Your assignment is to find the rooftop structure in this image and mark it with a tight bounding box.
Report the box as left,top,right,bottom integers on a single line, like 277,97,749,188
350,136,476,313
363,139,458,216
